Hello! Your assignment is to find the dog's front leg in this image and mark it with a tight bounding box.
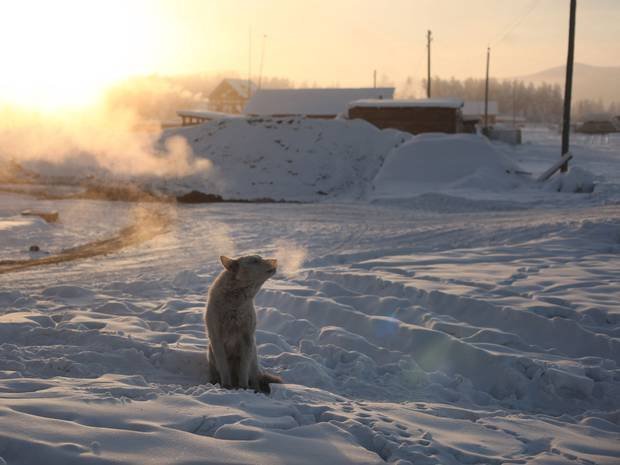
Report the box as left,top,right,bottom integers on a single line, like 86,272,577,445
237,334,255,389
210,338,232,388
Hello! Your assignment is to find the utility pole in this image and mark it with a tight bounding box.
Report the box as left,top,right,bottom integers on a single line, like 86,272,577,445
258,34,267,90
247,26,252,99
484,47,490,131
512,80,517,127
373,70,377,88
561,0,577,172
426,30,432,98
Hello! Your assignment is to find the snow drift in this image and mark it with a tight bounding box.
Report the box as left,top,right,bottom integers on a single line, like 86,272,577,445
372,133,524,198
545,166,597,193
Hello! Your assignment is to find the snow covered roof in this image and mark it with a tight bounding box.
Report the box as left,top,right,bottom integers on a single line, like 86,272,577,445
177,110,242,120
462,101,498,116
225,79,257,98
244,88,395,116
208,79,257,100
348,98,464,109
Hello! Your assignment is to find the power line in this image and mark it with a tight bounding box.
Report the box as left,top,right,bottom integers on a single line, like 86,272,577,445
484,47,491,130
489,0,541,48
248,26,252,98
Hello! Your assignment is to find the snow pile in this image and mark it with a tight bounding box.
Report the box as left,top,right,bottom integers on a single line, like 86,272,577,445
372,133,524,198
157,117,409,201
545,166,597,193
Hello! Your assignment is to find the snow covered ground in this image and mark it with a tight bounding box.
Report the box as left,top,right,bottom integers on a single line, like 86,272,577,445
1,126,620,464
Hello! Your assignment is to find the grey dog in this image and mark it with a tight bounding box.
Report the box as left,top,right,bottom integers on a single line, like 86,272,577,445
205,255,282,394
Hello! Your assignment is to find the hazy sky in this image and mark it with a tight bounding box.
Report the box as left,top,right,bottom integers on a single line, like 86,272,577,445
159,0,620,84
1,0,618,107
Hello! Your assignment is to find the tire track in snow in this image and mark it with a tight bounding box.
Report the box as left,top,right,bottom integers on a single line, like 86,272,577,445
0,209,172,274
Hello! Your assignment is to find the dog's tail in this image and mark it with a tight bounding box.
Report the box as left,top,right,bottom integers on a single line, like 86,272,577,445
258,372,282,394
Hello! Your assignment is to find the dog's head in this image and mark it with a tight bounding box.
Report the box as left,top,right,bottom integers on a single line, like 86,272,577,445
220,255,277,284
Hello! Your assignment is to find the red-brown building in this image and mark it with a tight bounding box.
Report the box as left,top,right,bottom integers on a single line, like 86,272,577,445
348,99,464,134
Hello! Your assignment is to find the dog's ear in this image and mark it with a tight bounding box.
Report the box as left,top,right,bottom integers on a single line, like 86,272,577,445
220,256,239,273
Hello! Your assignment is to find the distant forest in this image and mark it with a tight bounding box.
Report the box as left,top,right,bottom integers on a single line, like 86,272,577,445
417,77,620,124
105,73,619,124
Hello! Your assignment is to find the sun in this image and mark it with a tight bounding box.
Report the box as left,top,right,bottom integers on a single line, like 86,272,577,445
0,0,158,111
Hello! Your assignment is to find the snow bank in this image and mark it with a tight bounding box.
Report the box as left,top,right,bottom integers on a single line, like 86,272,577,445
545,166,597,193
157,117,409,201
372,133,524,198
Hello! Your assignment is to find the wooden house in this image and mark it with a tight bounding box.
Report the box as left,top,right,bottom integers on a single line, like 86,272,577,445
348,99,464,134
176,110,242,127
209,79,257,114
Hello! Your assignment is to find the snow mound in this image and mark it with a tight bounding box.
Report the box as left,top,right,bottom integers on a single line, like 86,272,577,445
158,117,409,201
372,133,524,198
545,166,597,193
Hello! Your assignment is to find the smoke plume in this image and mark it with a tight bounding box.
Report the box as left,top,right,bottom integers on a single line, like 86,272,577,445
0,103,210,179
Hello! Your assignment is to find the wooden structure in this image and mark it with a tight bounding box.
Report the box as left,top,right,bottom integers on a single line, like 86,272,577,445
208,79,256,114
462,116,479,134
576,114,618,134
462,101,498,125
537,153,573,182
177,110,241,127
348,99,464,135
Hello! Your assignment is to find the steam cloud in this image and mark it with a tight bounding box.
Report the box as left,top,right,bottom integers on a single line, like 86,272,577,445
0,104,210,178
210,222,237,259
273,240,307,276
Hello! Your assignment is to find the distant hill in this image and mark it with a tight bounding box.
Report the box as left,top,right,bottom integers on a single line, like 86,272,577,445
517,63,620,103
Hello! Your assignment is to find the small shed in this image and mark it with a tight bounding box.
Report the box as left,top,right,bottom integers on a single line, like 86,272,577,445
347,99,464,134
462,101,498,125
495,114,527,127
209,79,257,114
461,115,480,134
577,114,618,134
244,88,395,118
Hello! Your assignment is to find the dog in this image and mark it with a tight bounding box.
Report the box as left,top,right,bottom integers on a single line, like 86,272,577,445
205,255,282,394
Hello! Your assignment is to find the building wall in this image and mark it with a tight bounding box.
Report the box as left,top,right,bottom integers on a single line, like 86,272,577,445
210,99,246,114
349,106,462,134
466,114,496,125
209,82,248,114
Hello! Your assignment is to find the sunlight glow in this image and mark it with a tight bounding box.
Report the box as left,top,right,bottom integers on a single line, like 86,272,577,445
0,0,158,110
